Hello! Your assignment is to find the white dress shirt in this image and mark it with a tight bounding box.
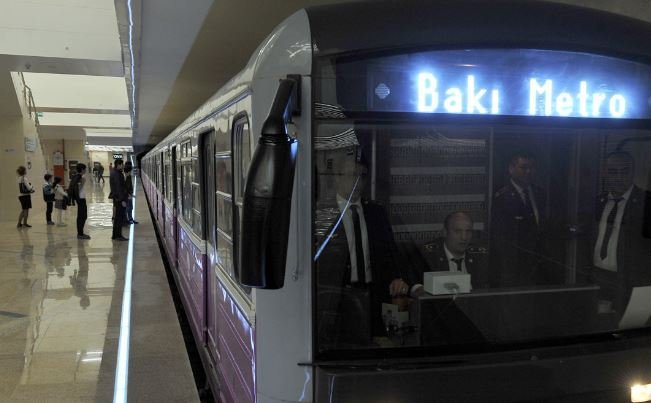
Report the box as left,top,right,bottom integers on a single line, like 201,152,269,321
336,195,372,283
593,185,633,272
410,243,468,295
444,243,468,273
78,173,87,199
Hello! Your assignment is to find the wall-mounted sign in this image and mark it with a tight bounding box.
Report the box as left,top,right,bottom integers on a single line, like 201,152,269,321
24,137,36,152
332,49,651,119
53,151,64,166
113,153,124,160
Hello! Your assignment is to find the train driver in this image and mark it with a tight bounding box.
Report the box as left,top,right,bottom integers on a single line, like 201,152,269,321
390,211,488,298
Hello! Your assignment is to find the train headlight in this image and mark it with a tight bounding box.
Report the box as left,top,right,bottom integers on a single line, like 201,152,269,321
631,384,651,402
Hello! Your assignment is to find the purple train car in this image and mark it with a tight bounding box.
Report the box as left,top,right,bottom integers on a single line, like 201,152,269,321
141,1,651,402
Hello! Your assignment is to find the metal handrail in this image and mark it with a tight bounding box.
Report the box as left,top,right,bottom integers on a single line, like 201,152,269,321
17,72,40,127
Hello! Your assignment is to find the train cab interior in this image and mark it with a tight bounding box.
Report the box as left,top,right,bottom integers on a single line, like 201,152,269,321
311,47,651,356
314,120,651,355
314,121,651,353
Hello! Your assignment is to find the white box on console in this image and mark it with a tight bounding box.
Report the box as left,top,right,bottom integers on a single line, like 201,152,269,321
423,272,471,295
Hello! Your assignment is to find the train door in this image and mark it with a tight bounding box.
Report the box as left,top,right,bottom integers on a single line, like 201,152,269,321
172,145,179,267
160,151,165,231
201,131,218,354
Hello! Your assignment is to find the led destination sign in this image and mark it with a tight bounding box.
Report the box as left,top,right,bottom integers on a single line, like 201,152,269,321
358,49,651,119
417,74,626,118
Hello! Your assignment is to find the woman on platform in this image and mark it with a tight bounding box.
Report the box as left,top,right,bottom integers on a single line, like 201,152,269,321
53,176,68,226
16,166,34,228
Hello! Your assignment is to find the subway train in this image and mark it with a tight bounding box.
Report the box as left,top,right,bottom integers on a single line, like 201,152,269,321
140,1,651,402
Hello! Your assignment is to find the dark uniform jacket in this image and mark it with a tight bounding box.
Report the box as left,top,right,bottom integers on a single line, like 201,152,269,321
591,186,651,313
316,199,402,345
109,169,127,203
413,239,489,290
490,182,547,287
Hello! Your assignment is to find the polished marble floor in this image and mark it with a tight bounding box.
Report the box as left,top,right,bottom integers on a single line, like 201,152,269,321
0,179,199,402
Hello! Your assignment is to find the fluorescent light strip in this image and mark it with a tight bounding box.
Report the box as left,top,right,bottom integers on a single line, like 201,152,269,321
113,169,137,403
128,0,136,127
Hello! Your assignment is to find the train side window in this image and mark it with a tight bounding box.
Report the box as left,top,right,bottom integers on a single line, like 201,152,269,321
191,170,202,235
232,117,251,279
179,140,194,228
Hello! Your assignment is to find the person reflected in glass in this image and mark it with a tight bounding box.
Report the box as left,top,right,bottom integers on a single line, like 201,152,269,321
591,151,651,315
44,225,56,274
490,152,546,287
391,212,488,297
317,147,403,344
18,228,34,286
70,241,90,309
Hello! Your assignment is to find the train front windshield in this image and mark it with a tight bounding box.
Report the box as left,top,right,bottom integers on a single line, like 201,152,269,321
313,49,651,355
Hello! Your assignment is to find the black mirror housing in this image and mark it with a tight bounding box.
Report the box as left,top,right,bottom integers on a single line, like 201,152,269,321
239,78,299,289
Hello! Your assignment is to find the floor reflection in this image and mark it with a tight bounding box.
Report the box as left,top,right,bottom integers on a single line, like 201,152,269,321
0,179,125,399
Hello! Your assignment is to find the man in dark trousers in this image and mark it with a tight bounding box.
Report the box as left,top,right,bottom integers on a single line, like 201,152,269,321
591,151,651,316
97,163,105,184
75,164,90,240
316,148,403,346
392,212,489,297
109,159,128,241
490,152,547,287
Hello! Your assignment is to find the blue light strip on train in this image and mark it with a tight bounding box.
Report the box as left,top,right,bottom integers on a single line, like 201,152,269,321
113,172,137,403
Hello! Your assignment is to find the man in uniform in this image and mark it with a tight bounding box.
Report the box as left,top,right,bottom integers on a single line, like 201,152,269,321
391,211,488,297
490,152,546,287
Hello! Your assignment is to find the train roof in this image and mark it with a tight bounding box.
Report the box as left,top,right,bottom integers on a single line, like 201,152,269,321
306,0,651,62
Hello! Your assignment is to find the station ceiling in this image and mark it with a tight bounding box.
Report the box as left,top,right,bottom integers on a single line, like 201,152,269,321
1,1,650,154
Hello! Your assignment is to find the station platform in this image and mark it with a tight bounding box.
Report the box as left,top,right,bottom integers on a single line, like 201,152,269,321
0,179,199,402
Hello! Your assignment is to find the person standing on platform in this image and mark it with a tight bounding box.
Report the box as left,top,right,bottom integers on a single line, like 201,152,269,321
43,174,55,225
74,164,90,240
110,159,128,241
124,163,138,225
98,163,105,184
490,152,547,287
53,176,68,226
16,165,34,228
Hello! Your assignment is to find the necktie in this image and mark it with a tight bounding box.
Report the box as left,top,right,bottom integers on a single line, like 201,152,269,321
600,198,622,260
350,205,366,283
523,188,537,225
451,257,464,272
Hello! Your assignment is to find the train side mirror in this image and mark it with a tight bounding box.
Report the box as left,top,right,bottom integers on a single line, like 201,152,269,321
239,77,299,289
